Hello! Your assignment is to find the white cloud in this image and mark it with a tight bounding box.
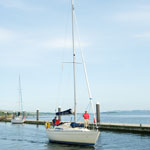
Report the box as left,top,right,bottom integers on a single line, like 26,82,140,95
0,0,43,11
0,27,89,51
0,28,16,42
114,12,150,22
0,0,26,9
137,4,150,10
41,38,89,49
0,27,90,68
134,32,150,39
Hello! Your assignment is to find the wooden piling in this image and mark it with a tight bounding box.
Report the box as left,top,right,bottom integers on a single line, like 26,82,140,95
96,103,100,123
12,112,15,119
58,107,61,121
36,109,39,121
23,111,25,119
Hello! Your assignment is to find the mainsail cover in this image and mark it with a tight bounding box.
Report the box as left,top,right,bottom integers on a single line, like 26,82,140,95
56,109,73,116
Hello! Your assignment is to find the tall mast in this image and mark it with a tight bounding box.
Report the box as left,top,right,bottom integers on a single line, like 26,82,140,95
19,75,23,112
72,0,77,122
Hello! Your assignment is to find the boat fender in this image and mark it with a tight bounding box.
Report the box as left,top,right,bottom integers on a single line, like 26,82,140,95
45,122,50,129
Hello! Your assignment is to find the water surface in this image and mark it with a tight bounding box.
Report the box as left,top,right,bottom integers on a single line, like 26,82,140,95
1,122,150,150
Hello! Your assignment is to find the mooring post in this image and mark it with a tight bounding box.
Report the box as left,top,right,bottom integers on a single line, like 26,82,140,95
23,111,25,119
4,112,7,121
58,106,61,121
36,109,39,121
96,102,100,123
12,111,15,119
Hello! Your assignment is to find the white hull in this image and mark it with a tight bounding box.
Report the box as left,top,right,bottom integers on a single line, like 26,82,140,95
11,117,25,124
46,123,100,146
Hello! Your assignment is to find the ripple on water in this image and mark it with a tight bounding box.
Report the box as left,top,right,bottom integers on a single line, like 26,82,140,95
1,122,150,150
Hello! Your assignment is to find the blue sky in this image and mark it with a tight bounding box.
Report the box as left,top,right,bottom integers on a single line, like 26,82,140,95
0,0,150,112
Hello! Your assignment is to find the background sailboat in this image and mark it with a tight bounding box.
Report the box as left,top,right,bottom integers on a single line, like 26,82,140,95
46,0,100,146
11,75,25,124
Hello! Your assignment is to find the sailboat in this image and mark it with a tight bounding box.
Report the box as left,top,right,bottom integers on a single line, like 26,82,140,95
46,0,100,146
11,75,25,124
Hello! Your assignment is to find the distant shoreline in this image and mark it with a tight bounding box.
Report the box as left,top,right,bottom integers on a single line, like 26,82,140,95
1,110,150,116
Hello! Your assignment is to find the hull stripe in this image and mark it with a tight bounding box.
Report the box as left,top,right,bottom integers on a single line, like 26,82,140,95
49,140,95,146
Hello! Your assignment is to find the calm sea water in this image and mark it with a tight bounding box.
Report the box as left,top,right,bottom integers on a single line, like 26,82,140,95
1,112,150,150
27,111,150,125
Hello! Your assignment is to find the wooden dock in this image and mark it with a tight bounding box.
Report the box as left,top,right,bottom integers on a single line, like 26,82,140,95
1,119,150,134
0,119,46,125
96,123,150,134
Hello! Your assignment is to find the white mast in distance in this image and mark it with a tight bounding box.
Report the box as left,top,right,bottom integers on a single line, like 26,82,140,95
19,75,23,112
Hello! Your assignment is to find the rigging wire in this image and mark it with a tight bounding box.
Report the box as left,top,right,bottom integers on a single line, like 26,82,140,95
74,12,97,126
55,0,72,111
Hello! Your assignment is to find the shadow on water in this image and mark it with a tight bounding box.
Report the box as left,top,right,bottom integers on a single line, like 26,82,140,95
45,142,97,150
